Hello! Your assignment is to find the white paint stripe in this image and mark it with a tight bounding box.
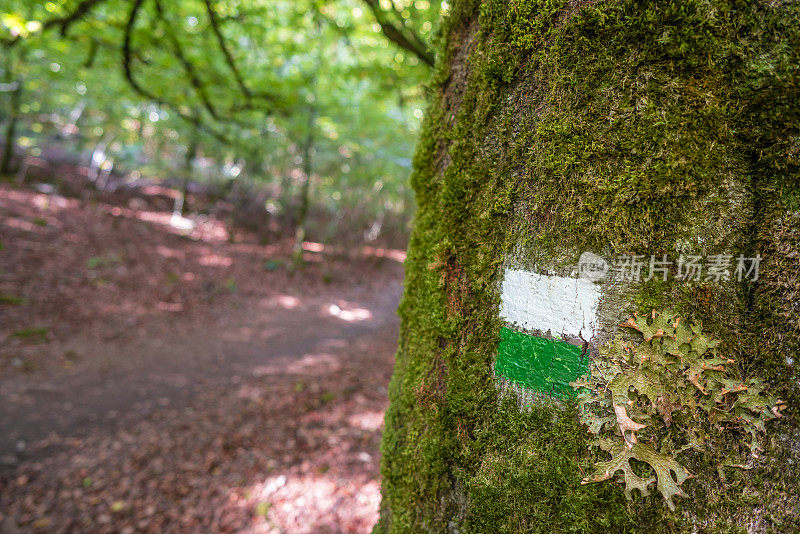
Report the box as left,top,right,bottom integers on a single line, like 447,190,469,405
499,268,600,340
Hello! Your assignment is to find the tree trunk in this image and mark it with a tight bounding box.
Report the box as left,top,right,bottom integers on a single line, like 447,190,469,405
1,75,22,175
377,1,800,532
1,107,18,174
292,107,317,268
174,136,198,217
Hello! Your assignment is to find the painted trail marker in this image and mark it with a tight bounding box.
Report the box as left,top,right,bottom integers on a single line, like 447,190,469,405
495,269,600,398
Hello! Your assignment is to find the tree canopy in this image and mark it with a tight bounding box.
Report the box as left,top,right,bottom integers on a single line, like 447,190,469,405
1,0,445,241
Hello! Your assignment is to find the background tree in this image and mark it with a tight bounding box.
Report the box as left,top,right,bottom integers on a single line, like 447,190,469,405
377,0,800,531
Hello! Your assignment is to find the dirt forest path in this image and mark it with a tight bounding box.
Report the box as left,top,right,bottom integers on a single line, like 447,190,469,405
0,279,401,463
0,182,405,532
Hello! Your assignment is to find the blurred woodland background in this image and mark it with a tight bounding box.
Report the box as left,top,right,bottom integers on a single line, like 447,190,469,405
0,1,442,531
1,0,443,249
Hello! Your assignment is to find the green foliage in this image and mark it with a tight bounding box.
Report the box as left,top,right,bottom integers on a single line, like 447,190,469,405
573,312,786,510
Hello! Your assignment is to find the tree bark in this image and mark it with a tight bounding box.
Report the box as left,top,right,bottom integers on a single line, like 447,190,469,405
174,136,198,217
1,61,22,175
291,107,316,268
377,1,800,532
291,14,323,268
1,101,19,174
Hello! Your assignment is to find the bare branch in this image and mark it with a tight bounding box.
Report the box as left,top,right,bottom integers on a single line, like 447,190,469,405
153,0,219,120
120,0,290,144
3,0,110,47
48,0,110,36
202,0,251,99
385,0,430,54
122,0,149,98
361,0,434,67
201,1,286,112
122,0,232,145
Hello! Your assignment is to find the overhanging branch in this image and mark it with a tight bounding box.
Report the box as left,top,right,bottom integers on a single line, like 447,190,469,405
202,0,251,99
122,0,234,146
153,0,219,120
48,0,110,36
3,0,111,47
361,0,434,67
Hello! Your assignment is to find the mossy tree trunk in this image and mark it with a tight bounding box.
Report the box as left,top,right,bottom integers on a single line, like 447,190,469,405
377,1,800,532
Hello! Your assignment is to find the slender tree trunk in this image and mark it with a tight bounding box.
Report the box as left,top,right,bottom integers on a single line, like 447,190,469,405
1,65,22,175
1,105,19,174
291,14,323,269
291,107,316,268
89,133,113,186
63,101,85,139
377,1,800,532
174,136,197,217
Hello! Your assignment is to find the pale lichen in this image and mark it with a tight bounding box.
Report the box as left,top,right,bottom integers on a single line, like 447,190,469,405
573,311,787,510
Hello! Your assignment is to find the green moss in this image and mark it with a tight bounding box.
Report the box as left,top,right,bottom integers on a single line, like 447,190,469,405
463,401,643,533
378,0,800,532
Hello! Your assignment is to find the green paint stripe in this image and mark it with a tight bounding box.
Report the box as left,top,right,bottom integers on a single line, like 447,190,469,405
494,327,589,399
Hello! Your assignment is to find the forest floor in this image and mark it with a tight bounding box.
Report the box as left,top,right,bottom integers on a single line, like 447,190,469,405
0,176,404,532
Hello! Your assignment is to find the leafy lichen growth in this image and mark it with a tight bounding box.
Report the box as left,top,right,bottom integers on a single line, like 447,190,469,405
573,311,787,510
